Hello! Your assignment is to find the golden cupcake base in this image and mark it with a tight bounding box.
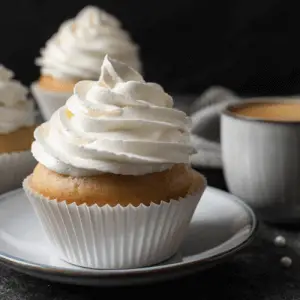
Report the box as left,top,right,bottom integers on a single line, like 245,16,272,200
38,75,78,93
0,126,36,154
29,163,205,207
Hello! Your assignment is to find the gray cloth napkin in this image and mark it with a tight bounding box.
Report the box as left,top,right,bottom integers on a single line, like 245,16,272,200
189,86,242,168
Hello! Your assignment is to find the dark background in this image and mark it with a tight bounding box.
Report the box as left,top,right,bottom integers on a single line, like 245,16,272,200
1,0,300,97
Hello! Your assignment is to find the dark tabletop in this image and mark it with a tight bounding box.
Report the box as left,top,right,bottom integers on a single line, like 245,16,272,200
2,97,300,299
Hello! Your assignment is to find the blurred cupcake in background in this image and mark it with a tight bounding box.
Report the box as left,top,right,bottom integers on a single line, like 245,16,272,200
0,65,36,194
31,5,142,120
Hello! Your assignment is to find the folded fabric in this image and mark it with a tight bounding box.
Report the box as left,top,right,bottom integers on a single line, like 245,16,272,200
189,86,241,168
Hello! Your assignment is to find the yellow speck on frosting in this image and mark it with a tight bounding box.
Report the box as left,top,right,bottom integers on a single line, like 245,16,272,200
65,109,74,119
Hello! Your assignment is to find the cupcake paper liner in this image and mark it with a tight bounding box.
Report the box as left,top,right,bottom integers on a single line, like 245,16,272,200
0,151,36,195
23,175,206,269
30,82,72,121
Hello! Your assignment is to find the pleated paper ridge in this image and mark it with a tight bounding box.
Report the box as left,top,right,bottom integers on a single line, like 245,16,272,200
23,176,205,269
30,82,72,121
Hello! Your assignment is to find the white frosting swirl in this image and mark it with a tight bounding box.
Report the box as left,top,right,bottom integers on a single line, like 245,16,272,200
35,6,141,81
32,56,193,176
0,65,35,134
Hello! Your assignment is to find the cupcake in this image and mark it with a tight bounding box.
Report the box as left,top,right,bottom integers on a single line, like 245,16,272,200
31,5,142,121
23,56,206,269
0,65,37,194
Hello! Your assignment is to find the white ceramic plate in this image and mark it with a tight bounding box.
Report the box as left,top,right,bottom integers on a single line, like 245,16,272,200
0,186,257,286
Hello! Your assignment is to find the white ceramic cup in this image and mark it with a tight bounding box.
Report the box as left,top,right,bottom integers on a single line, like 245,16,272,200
221,97,300,223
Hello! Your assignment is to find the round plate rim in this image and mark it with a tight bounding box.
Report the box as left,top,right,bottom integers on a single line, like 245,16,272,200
0,186,258,279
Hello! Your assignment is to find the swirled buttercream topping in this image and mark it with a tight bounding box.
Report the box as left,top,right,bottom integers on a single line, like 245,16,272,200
31,56,193,176
0,65,35,134
35,6,141,81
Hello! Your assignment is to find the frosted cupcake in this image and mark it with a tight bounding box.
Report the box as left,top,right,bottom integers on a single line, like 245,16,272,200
31,5,142,120
0,65,37,194
23,56,206,269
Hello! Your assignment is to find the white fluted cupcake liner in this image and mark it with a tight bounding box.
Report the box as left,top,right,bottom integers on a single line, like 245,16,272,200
0,151,36,194
23,175,206,269
30,82,72,121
